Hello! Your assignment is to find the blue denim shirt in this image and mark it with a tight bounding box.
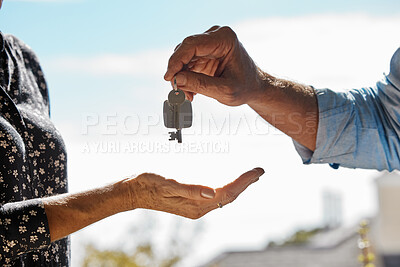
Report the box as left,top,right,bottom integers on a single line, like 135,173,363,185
293,47,400,171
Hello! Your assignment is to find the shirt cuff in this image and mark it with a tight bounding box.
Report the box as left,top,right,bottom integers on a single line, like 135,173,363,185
0,199,51,262
292,88,357,168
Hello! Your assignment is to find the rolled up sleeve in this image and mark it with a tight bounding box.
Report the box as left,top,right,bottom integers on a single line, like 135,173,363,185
293,77,400,171
0,199,51,263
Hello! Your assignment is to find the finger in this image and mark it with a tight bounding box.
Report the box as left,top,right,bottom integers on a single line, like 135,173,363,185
187,61,196,69
217,167,265,206
164,42,199,81
175,70,228,100
172,25,219,53
203,59,219,76
191,61,208,73
166,180,216,200
183,91,197,102
183,91,194,101
210,59,220,76
191,57,210,64
164,27,223,81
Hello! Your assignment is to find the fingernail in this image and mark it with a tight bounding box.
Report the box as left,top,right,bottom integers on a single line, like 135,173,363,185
201,188,216,199
252,167,265,178
175,73,187,86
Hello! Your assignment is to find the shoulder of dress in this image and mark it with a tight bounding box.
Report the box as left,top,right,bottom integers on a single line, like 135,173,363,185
3,34,40,63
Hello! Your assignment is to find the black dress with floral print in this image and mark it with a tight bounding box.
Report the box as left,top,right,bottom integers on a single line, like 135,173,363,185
0,32,69,266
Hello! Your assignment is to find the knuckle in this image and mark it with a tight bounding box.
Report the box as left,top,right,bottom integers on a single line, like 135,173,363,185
134,174,146,184
183,35,196,45
211,25,220,30
139,172,153,178
219,26,236,38
137,173,165,185
220,26,232,32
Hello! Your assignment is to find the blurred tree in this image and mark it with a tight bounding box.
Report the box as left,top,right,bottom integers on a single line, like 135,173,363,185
81,213,203,267
81,243,180,267
267,227,323,248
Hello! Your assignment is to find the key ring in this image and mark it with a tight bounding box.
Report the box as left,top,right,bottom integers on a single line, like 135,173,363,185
173,76,178,91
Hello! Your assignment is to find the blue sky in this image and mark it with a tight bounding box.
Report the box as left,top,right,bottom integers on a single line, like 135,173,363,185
2,0,399,124
2,0,400,56
2,0,400,266
2,0,399,123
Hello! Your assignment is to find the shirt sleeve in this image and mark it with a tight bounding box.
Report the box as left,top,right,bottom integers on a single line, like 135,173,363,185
293,76,400,171
0,199,51,263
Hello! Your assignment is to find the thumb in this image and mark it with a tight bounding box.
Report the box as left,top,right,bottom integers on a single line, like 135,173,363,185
175,184,216,200
175,70,227,101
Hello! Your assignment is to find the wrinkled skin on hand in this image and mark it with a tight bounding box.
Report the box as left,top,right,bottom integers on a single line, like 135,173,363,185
165,25,319,151
123,168,264,219
164,26,264,106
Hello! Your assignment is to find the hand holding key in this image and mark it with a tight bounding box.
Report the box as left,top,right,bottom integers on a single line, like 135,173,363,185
164,26,319,150
164,26,263,106
163,78,193,142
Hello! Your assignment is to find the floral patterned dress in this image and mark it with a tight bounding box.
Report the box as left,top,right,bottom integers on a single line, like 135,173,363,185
0,32,69,266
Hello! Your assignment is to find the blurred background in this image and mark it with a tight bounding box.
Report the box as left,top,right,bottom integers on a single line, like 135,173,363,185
1,0,400,266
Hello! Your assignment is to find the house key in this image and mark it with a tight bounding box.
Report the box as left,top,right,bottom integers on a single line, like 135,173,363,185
163,78,192,143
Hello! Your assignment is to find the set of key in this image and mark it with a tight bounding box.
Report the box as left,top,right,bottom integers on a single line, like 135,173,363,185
163,78,192,143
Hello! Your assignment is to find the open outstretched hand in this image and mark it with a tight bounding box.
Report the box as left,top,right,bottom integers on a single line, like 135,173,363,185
124,167,265,219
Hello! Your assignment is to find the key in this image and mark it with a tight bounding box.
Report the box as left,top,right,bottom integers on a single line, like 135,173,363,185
163,78,192,143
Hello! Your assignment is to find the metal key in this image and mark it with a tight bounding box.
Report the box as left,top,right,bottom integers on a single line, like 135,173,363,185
163,78,192,143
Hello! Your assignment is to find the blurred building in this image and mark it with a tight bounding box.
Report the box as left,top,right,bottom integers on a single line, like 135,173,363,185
200,225,363,267
322,190,343,229
201,172,400,267
373,172,400,267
